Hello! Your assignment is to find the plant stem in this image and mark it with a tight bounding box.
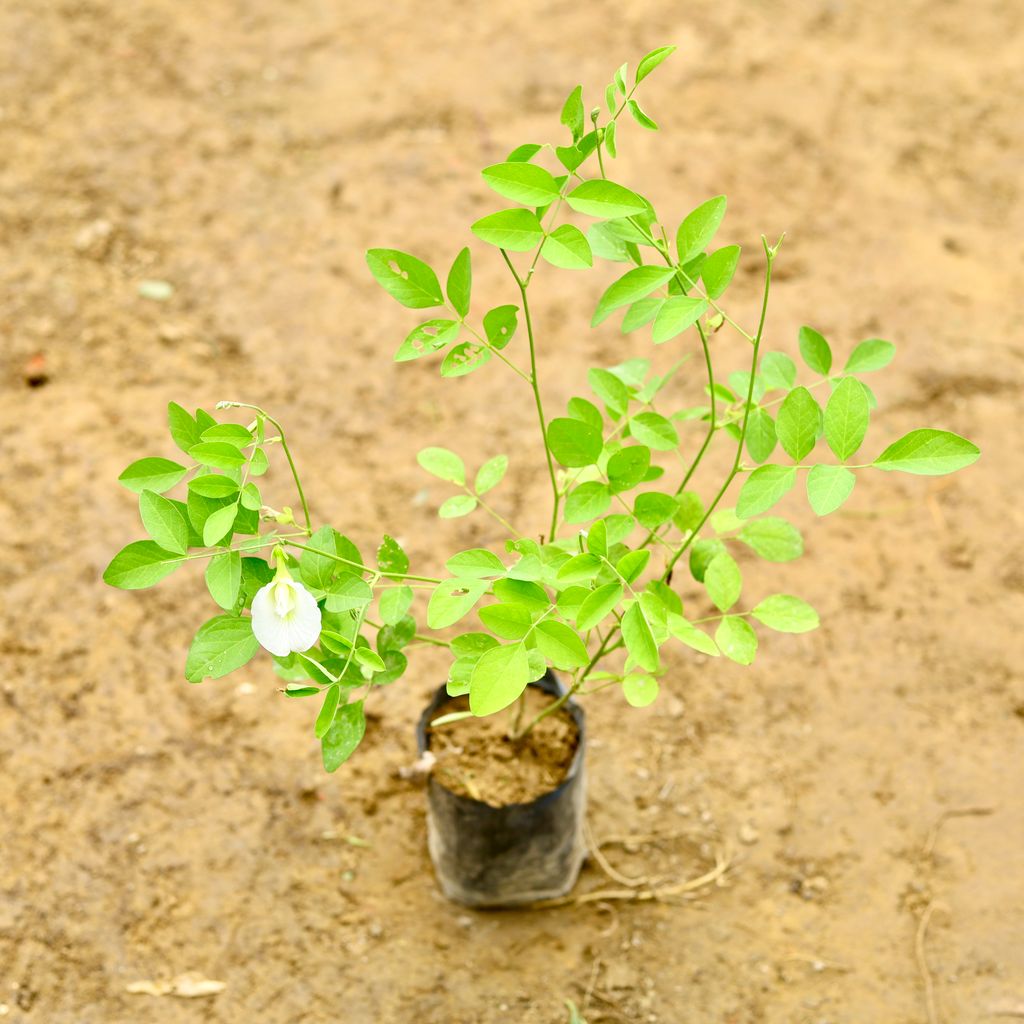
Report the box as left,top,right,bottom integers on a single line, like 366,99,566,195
217,402,312,534
284,541,442,584
500,248,560,542
663,236,779,580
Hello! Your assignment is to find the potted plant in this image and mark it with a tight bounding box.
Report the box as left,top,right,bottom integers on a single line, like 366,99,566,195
103,48,979,908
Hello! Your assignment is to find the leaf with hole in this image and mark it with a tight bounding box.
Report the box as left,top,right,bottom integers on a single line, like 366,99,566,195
365,249,443,308
394,319,460,362
427,578,489,629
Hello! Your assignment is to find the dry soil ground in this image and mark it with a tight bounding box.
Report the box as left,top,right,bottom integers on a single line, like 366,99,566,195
1,1,1022,1022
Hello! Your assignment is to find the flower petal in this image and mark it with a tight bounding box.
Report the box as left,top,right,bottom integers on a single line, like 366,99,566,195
251,582,295,657
280,581,322,653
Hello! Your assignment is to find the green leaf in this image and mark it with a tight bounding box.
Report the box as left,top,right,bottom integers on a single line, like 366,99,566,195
557,553,603,586
844,338,895,373
752,594,819,633
776,387,821,462
701,245,740,299
354,647,386,672
139,489,189,554
167,402,200,454
379,586,413,626
483,305,518,349
547,417,602,467
239,556,273,608
377,535,409,575
427,578,489,629
586,520,608,557
564,482,611,524
622,674,659,708
118,457,187,495
365,249,443,308
507,142,542,162
249,447,269,476
201,423,252,448
185,614,260,682
760,352,797,391
635,45,676,84
603,118,617,157
587,222,631,263
321,701,366,772
445,548,505,578
239,482,261,511
535,621,589,670
205,550,242,610
494,578,548,610
446,247,472,318
715,616,757,665
807,463,856,515
668,614,720,657
745,408,777,464
737,517,804,561
475,455,508,494
541,224,593,270
651,296,708,343
451,632,499,658
626,99,658,130
677,196,726,263
479,603,533,640
873,429,980,476
471,209,545,252
394,319,460,362
417,446,465,484
189,441,246,470
440,341,491,378
621,297,664,333
798,326,833,376
588,368,630,415
203,502,238,546
300,526,360,591
674,491,705,533
704,552,742,612
566,180,647,220
607,445,651,494
630,412,678,451
633,491,677,529
314,685,341,739
470,643,529,716
736,465,798,518
576,582,623,631
439,495,477,518
482,162,560,206
622,602,659,672
824,377,870,461
560,84,585,142
103,540,183,590
617,548,650,585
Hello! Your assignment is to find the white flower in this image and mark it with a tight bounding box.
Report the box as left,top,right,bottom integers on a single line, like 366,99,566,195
251,576,322,657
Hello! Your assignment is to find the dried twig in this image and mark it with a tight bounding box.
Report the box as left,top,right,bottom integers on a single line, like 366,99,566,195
921,806,994,859
584,820,647,888
915,901,943,1024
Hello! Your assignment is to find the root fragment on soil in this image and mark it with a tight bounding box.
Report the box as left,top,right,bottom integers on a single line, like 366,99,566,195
531,837,733,910
921,806,994,859
125,973,225,998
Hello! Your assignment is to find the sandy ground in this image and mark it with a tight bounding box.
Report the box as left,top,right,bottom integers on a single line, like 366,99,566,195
1,1,1022,1021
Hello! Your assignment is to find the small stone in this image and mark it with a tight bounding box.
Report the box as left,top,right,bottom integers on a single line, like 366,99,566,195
74,218,114,258
739,823,760,845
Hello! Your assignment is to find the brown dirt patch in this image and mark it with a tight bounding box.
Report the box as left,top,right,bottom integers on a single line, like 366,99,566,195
2,2,1023,1022
428,690,579,805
